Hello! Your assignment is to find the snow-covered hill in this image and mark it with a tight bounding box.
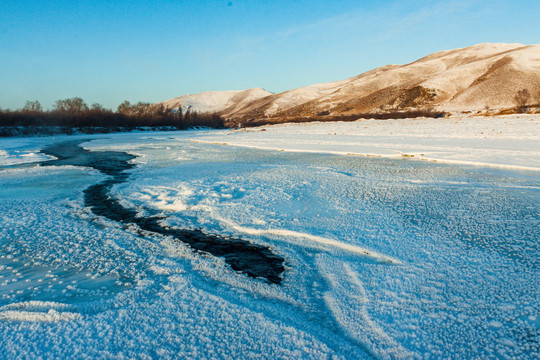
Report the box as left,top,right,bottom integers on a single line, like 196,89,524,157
231,43,540,119
158,43,540,121
159,88,272,114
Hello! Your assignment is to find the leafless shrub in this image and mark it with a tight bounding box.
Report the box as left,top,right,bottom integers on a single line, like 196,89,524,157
514,89,531,113
22,100,42,113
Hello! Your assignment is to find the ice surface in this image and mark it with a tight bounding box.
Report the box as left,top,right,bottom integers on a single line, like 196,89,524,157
0,137,57,166
0,129,538,359
194,114,540,171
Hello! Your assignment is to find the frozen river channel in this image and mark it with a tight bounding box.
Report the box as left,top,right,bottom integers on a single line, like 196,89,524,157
0,131,538,359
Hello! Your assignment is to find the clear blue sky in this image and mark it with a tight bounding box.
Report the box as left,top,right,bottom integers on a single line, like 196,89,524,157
1,0,538,110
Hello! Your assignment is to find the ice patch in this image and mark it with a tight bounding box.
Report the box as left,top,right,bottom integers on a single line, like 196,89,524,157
134,186,193,212
0,301,73,312
131,183,400,264
0,150,53,166
214,214,401,264
0,310,82,322
0,301,81,322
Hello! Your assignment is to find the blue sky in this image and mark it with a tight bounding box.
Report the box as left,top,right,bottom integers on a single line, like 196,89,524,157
1,0,539,110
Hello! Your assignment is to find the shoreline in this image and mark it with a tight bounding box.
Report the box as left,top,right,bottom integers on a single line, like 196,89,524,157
2,114,539,171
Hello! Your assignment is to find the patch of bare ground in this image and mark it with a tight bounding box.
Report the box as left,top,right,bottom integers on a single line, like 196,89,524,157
227,109,448,128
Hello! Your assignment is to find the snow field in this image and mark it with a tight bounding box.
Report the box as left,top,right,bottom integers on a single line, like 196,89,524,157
192,114,540,171
0,127,538,359
114,134,538,358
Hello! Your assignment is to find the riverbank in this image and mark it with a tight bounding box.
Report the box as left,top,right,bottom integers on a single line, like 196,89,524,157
0,125,191,137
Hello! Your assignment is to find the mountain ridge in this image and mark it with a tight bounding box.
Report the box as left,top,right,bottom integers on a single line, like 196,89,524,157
158,43,540,122
159,88,273,115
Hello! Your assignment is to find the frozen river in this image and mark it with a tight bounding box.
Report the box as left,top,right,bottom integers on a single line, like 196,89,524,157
0,130,538,359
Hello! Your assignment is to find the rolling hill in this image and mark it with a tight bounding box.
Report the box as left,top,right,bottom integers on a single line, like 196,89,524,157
159,43,540,123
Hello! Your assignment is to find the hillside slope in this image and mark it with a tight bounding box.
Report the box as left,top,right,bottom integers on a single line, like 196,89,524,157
232,43,540,120
159,88,273,114
159,43,540,122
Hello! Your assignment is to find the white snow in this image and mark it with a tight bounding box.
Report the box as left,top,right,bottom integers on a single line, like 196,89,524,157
0,142,54,166
159,88,272,114
265,78,350,115
0,301,82,322
193,114,540,171
0,123,538,359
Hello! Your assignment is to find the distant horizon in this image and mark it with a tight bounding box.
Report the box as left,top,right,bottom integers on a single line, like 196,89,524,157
2,0,539,110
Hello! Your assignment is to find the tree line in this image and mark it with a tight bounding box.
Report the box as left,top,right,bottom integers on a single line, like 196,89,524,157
0,98,224,136
232,109,449,128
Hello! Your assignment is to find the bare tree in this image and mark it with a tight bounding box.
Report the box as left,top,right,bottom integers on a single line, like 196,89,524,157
117,100,132,115
90,103,106,111
22,100,43,112
514,89,531,113
54,97,89,113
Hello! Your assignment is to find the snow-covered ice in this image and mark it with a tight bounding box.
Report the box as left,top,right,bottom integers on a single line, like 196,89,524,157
0,137,56,166
0,119,538,359
194,114,540,171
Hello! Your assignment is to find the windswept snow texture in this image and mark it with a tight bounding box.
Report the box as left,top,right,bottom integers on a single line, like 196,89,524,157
38,140,284,284
0,130,539,359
